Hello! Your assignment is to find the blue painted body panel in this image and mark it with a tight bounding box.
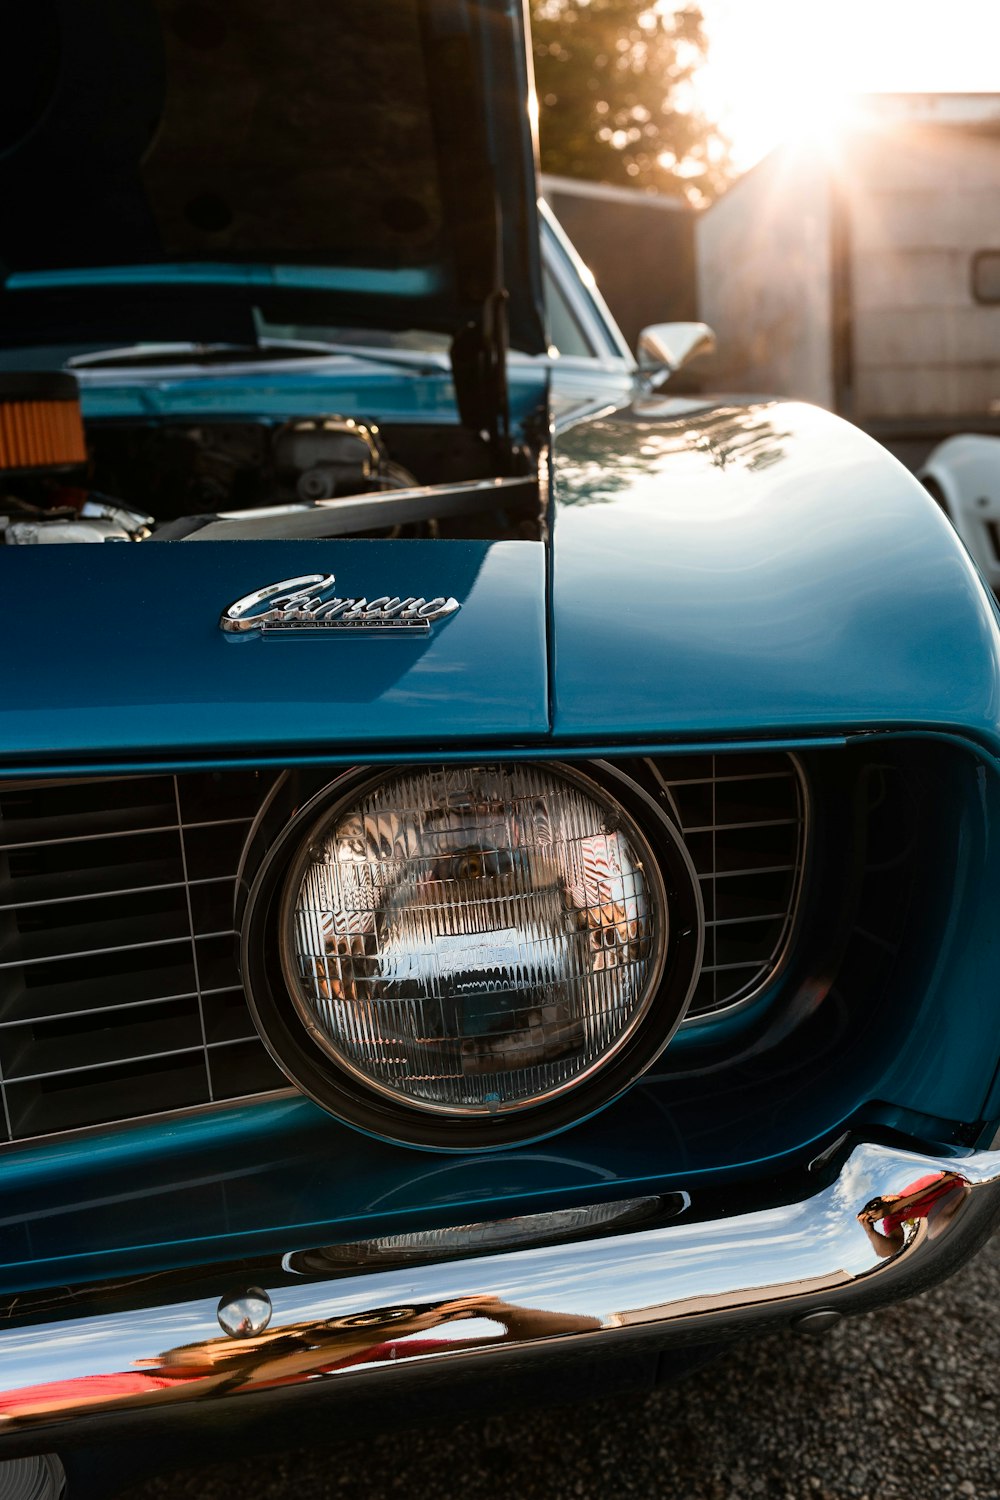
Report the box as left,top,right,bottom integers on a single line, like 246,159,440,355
0,1082,965,1291
7,392,1000,768
4,384,1000,1296
0,1101,856,1288
0,540,548,760
550,399,1000,752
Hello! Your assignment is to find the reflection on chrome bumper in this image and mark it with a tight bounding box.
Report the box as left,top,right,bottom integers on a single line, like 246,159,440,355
1,1141,999,1444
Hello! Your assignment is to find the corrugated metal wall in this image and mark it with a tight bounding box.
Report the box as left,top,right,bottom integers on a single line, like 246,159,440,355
847,126,1000,423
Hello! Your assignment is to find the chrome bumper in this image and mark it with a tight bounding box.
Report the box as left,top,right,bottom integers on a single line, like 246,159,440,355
2,1140,999,1450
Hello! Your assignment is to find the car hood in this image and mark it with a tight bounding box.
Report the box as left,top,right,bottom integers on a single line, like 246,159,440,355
4,399,1000,771
0,0,546,360
0,540,548,766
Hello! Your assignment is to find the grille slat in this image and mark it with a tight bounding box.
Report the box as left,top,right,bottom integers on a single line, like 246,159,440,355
4,1054,214,1141
1,955,199,1026
0,779,178,848
0,823,182,855
683,817,799,834
0,990,202,1029
0,931,193,972
3,999,209,1082
709,910,789,928
0,875,190,913
651,753,807,1019
0,814,257,859
0,772,284,1143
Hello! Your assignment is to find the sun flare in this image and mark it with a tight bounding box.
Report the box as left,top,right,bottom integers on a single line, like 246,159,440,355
689,0,1000,170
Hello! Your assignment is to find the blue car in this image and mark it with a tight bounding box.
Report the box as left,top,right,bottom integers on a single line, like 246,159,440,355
2,3,1000,1497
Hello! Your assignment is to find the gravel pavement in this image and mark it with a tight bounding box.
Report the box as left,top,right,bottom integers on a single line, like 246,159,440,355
123,1233,1000,1500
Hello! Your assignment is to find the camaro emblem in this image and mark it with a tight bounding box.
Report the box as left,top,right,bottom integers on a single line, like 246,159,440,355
220,574,461,636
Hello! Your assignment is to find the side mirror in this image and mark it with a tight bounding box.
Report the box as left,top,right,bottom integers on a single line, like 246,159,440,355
636,321,716,391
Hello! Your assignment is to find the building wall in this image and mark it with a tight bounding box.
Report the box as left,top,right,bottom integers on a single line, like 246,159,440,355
696,98,1000,430
541,175,696,354
695,149,834,407
847,124,1000,423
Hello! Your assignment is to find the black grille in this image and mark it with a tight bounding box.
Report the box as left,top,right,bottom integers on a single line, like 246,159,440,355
0,755,807,1146
0,772,285,1144
651,753,807,1018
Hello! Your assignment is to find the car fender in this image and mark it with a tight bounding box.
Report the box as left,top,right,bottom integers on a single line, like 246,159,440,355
550,398,1000,754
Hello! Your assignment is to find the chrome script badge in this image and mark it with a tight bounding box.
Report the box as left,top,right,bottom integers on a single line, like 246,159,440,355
220,574,461,636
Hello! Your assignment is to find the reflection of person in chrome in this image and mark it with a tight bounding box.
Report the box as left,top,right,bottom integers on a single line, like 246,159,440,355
1,1295,601,1425
856,1171,967,1259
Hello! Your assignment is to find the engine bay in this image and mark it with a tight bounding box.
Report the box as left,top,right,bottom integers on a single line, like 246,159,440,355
0,372,543,545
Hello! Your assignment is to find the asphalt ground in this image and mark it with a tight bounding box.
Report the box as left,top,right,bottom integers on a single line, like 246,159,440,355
122,1231,1000,1500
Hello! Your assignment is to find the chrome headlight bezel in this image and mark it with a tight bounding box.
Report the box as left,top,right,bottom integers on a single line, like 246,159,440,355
239,761,703,1150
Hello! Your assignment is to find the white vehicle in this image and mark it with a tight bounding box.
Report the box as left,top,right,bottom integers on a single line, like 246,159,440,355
920,435,1000,593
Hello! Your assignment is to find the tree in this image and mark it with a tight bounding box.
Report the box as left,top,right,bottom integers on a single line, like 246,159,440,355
529,0,732,202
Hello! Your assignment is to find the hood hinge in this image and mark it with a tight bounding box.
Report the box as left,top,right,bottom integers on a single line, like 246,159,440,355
451,285,512,472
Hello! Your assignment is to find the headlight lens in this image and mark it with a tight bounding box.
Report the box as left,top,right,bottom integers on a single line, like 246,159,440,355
280,764,669,1116
240,760,702,1148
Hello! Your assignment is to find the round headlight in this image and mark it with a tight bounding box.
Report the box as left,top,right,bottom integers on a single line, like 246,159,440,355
242,763,702,1149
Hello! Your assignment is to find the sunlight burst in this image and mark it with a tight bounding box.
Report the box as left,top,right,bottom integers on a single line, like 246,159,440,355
689,0,1000,169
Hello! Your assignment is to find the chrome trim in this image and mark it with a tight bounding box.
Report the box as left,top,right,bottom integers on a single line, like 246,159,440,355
198,476,533,543
0,1454,66,1499
220,574,460,636
217,1289,273,1339
1,1141,997,1439
538,200,635,364
279,1196,674,1274
274,760,679,1120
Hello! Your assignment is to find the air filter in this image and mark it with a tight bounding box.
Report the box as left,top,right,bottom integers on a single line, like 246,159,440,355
0,372,86,474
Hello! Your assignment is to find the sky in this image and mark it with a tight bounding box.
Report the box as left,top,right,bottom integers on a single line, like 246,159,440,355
687,0,1000,168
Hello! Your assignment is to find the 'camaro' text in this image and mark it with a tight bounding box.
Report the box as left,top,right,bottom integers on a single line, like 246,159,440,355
220,574,461,636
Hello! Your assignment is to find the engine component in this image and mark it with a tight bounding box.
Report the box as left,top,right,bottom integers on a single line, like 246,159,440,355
82,414,421,526
272,416,417,501
1,495,152,544
273,417,385,502
5,517,127,544
0,372,86,474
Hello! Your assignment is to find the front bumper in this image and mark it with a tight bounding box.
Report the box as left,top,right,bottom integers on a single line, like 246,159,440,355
1,1140,999,1456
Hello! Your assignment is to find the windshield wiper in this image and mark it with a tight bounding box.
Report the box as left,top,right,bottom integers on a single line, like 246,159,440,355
68,339,332,369
303,342,451,374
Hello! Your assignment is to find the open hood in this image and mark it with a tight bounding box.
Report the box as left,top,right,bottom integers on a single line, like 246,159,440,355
0,0,547,369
